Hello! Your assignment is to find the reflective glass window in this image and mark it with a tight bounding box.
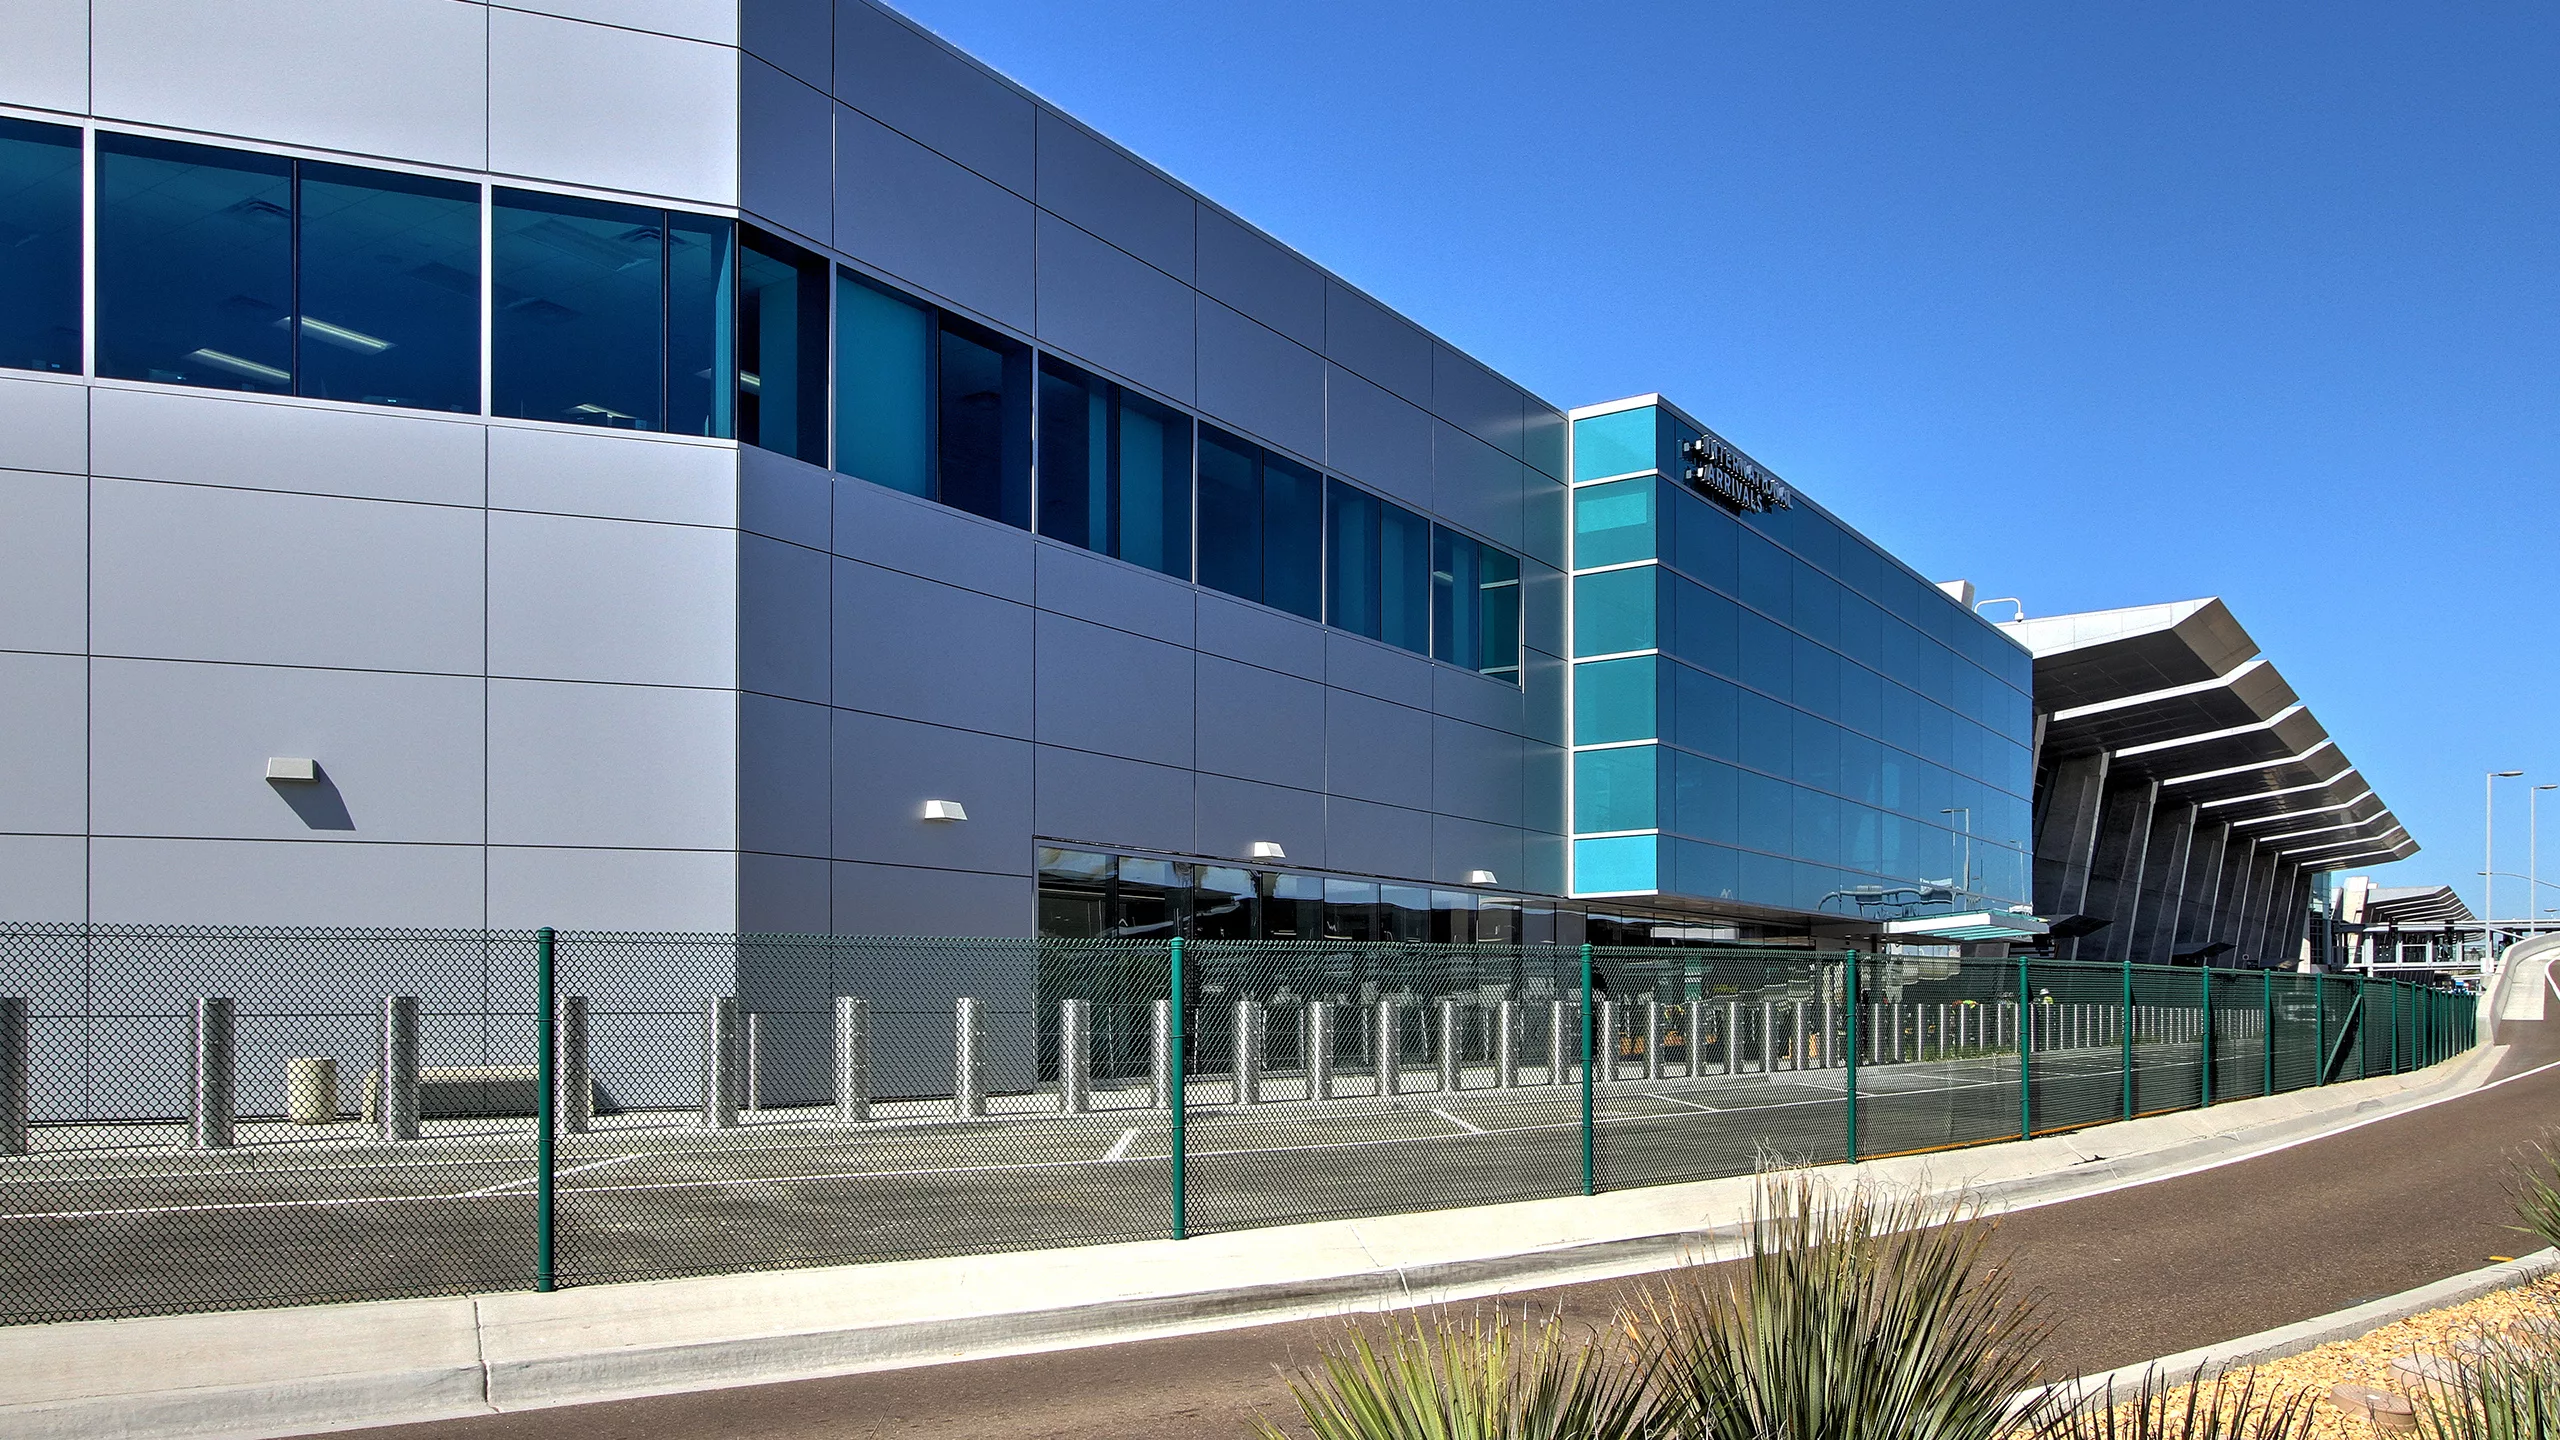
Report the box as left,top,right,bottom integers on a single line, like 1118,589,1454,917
1794,788,1840,863
1839,594,1883,668
1670,751,1738,843
1738,771,1791,854
1792,636,1840,717
1672,579,1738,677
1431,525,1479,667
1738,689,1790,776
834,272,931,495
1738,609,1791,697
97,135,293,393
0,118,80,374
937,314,1031,529
1263,872,1324,940
1737,532,1791,622
1038,358,1110,550
737,226,825,460
1571,407,1655,480
1381,499,1430,655
494,189,666,428
1574,835,1657,893
1326,479,1381,638
1573,478,1655,567
1791,562,1840,646
1476,543,1520,679
1838,660,1881,740
1036,359,1192,578
1671,839,1740,901
667,211,735,438
1380,885,1432,942
1673,490,1738,595
1574,745,1657,833
1322,878,1380,941
1671,663,1739,759
1197,427,1264,603
295,163,480,412
1262,451,1323,620
1573,566,1655,656
1843,802,1882,871
1839,731,1883,806
1573,657,1657,744
1792,710,1839,793
1190,865,1257,939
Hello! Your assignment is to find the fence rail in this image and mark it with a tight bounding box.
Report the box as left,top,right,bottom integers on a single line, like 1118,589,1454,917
0,923,2476,1325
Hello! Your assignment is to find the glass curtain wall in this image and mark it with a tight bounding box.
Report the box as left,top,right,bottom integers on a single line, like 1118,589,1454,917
1036,355,1193,579
832,269,1031,528
736,226,827,462
1197,425,1322,620
0,118,83,374
492,188,734,433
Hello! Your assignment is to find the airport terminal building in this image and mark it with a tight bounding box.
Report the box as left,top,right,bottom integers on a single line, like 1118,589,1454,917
0,1,2389,958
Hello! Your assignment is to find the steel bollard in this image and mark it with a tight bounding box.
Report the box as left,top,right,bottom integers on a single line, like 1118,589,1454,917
1151,997,1173,1109
1236,998,1265,1104
745,1012,764,1112
0,998,24,1157
1495,999,1520,1089
1437,999,1462,1094
560,994,592,1134
702,996,741,1129
1595,999,1616,1083
1790,1002,1807,1070
1548,999,1570,1085
1375,1000,1401,1097
381,995,420,1142
1689,1000,1710,1078
953,996,985,1118
193,997,236,1149
1059,998,1092,1114
834,996,872,1122
1307,1000,1334,1099
1757,1001,1775,1074
1725,1001,1741,1075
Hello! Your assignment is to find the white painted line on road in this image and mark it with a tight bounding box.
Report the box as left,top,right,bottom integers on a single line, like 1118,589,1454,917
1648,1093,1721,1112
1102,1128,1140,1163
460,1154,638,1196
1429,1109,1485,1134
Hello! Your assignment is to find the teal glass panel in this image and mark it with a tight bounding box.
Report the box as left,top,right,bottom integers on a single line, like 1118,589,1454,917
0,117,81,374
833,273,931,495
666,210,736,439
1326,479,1381,638
1739,772,1792,855
1572,566,1656,656
1572,479,1655,567
1671,751,1738,843
1571,407,1655,481
1672,489,1739,595
1036,356,1110,550
735,226,824,458
1263,451,1324,620
1573,657,1657,744
1574,835,1658,894
1573,746,1657,833
1671,578,1738,676
1738,532,1791,621
1671,840,1740,902
1116,389,1191,580
1381,499,1431,655
1430,525,1479,667
1671,662,1739,759
1476,543,1520,678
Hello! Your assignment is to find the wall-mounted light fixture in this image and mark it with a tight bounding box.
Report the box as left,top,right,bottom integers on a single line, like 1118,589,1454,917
920,799,968,822
1466,869,1498,886
266,757,319,784
1247,841,1286,861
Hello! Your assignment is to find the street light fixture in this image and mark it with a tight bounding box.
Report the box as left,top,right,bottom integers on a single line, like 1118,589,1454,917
2537,785,2557,939
2488,770,2524,970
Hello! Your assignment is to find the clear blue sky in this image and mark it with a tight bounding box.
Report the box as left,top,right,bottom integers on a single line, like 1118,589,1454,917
892,0,2560,918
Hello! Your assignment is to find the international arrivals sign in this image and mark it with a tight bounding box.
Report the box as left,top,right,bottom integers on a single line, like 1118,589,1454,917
1680,433,1793,514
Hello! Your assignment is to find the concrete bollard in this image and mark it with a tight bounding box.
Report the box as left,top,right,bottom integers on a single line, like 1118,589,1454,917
1548,1000,1569,1085
1495,999,1520,1089
702,996,740,1129
381,996,420,1142
286,1057,337,1124
0,998,24,1157
1306,1000,1334,1100
953,997,985,1118
1151,998,1173,1109
1375,1000,1401,1097
1059,998,1092,1114
560,994,592,1133
834,996,871,1122
1235,998,1265,1104
1436,999,1461,1094
1642,998,1664,1081
193,997,236,1149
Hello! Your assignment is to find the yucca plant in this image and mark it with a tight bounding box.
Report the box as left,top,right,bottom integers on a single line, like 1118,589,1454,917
2413,1304,2560,1440
2511,1141,2560,1255
1257,1307,1665,1440
2033,1368,2316,1440
1628,1174,2055,1440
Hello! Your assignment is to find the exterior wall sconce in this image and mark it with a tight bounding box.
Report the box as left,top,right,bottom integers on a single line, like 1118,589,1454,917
1466,870,1498,886
920,800,968,822
265,757,319,784
1247,841,1286,861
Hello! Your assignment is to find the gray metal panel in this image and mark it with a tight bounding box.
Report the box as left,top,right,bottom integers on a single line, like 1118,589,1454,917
737,693,831,860
487,846,736,931
1323,689,1431,811
0,376,87,475
0,836,84,923
91,837,487,927
508,0,737,43
1032,543,1194,648
1434,663,1526,739
836,103,1035,330
738,532,830,705
1325,364,1432,509
1432,815,1523,888
1195,655,1324,791
1033,746,1195,857
93,0,485,170
1033,612,1194,767
1195,206,1323,348
1433,345,1526,459
0,468,84,655
1033,109,1194,282
830,557,1033,736
487,678,738,851
741,57,836,245
1196,299,1325,463
738,851,832,934
1195,590,1323,681
1522,648,1567,749
489,427,736,528
744,0,832,91
0,652,83,834
1521,474,1567,571
1520,560,1565,659
91,480,484,675
1324,281,1432,405
489,8,737,204
489,510,737,689
833,0,1031,195
0,0,88,115
1034,213,1195,403
93,389,488,509
832,859,1033,938
1432,715,1524,828
1432,422,1523,551
1326,632,1435,710
830,474,1033,604
831,709,1032,873
87,658,483,845
1522,405,1566,482
738,445,832,550
1325,796,1432,883
1521,830,1567,895
1197,775,1325,871
1523,746,1565,840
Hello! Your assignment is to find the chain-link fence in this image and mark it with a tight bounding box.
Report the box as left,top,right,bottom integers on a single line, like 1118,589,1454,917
0,923,2478,1326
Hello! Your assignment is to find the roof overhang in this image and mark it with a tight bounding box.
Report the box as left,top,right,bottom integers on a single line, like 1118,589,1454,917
1884,910,2053,942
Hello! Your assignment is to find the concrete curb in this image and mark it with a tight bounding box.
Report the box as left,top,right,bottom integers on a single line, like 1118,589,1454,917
0,1040,2528,1440
2023,1247,2560,1416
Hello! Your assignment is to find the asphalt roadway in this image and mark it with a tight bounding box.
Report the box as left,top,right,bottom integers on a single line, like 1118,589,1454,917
321,1011,2558,1440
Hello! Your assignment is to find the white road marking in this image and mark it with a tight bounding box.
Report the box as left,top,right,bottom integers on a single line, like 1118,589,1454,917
1102,1128,1140,1162
459,1153,638,1196
1647,1092,1721,1112
1429,1109,1485,1134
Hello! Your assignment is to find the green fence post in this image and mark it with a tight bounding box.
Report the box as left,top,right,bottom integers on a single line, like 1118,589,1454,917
1580,943,1595,1196
1844,951,1860,1163
2017,957,2032,1140
1169,936,1186,1241
2262,970,2275,1095
2199,966,2214,1108
2315,975,2327,1085
2120,959,2134,1120
534,926,556,1293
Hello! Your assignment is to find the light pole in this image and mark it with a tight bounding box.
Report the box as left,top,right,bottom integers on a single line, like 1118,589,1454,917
2488,770,2523,970
2537,785,2556,936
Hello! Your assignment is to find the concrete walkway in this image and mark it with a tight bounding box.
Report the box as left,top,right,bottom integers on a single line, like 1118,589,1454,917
5,959,2545,1440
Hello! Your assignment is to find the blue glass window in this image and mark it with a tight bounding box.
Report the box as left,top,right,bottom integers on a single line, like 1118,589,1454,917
1738,689,1790,777
1672,490,1738,595
1574,746,1657,833
1326,480,1382,638
1671,663,1738,759
98,135,294,393
1037,356,1193,579
1794,788,1841,864
0,119,82,374
1573,657,1656,744
1738,771,1792,855
1738,610,1792,697
937,315,1032,529
834,274,931,496
1475,543,1520,679
1671,839,1740,901
666,212,734,438
495,189,675,430
1380,499,1431,654
1571,407,1654,481
1573,566,1655,656
1792,636,1841,717
295,163,481,412
1792,710,1839,793
1198,426,1318,619
830,270,1029,527
1738,532,1791,622
1791,562,1840,646
1670,751,1738,843
1432,524,1478,666
1838,661,1881,741
1573,479,1654,567
736,226,826,461
1261,452,1322,620
1671,578,1738,678
1574,835,1657,893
